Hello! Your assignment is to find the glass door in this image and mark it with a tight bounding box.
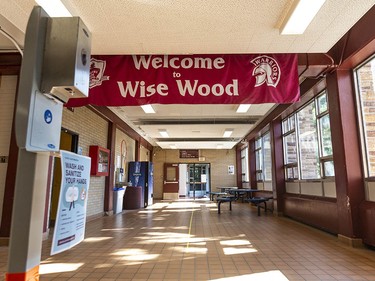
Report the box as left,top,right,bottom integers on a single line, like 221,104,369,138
188,163,210,199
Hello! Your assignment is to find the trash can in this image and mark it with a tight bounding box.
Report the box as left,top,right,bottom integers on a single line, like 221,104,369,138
113,187,125,214
123,186,142,209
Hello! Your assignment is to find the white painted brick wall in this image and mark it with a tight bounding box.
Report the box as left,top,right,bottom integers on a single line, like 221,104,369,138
62,107,108,217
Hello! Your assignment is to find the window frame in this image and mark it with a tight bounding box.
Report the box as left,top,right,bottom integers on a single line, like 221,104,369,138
282,115,299,180
315,91,334,178
255,137,263,182
354,55,375,179
255,132,272,182
282,90,334,181
241,146,250,183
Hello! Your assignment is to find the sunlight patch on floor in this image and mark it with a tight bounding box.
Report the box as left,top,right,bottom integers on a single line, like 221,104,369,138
173,245,208,254
137,231,208,244
83,237,113,242
162,208,198,213
94,263,113,269
147,202,172,209
140,226,166,230
222,247,258,255
210,270,289,280
39,263,84,275
220,239,257,255
111,248,159,261
101,227,134,232
137,209,159,214
164,201,205,209
220,239,251,246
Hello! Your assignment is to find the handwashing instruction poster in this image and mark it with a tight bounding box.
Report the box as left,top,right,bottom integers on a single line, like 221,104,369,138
51,150,91,255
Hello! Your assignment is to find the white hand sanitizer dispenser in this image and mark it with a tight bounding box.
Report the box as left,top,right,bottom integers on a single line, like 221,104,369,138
15,6,91,152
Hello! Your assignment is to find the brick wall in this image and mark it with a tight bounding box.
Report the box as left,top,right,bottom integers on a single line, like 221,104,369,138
62,107,108,218
0,75,17,225
152,148,237,199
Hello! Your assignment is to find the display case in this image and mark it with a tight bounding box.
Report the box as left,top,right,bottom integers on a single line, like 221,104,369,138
89,145,110,176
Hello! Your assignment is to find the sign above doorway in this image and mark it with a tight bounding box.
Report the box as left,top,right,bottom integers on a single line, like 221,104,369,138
179,149,199,159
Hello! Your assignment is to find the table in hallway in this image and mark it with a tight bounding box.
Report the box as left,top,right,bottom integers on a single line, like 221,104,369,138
217,186,238,193
228,188,259,201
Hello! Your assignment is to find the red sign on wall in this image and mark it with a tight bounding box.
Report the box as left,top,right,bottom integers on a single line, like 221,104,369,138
66,54,300,107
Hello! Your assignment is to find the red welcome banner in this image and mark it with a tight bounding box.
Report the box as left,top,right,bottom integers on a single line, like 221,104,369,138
66,54,300,107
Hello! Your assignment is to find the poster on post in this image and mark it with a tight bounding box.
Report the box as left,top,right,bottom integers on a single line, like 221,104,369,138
51,150,91,255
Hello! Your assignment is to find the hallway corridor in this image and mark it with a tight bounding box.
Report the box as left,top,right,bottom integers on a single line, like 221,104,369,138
1,199,375,280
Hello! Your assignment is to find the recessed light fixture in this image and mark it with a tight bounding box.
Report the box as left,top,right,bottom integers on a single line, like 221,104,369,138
236,104,251,113
159,129,169,138
141,104,156,114
223,129,233,138
280,0,326,35
35,0,72,17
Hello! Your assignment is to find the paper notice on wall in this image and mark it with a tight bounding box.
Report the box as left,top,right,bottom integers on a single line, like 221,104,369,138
51,150,91,255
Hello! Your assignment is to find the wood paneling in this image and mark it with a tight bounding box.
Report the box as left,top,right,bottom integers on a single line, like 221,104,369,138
359,201,375,246
284,195,339,234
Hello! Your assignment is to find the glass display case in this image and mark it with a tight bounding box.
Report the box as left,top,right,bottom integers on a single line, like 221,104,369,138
89,145,110,176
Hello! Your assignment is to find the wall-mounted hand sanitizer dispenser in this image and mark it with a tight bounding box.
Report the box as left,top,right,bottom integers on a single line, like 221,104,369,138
26,93,63,151
15,6,91,152
41,17,91,103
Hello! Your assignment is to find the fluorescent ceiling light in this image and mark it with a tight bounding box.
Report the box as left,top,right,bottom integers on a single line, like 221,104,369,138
141,104,155,114
217,144,223,149
159,129,169,138
35,0,72,17
236,104,251,113
170,145,177,149
223,129,233,138
280,0,326,35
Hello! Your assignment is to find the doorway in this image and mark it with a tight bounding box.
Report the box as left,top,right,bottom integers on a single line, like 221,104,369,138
49,128,78,227
187,163,211,199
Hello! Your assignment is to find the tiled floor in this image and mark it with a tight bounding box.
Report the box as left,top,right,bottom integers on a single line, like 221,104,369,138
1,199,375,280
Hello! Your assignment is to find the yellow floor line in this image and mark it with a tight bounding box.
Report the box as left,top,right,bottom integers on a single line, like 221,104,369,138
186,208,195,250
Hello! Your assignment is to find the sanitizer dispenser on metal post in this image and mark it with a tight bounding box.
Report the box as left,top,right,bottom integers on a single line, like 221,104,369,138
8,6,91,279
15,8,91,152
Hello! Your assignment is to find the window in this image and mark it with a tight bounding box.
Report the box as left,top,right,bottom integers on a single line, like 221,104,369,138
355,56,375,177
316,92,334,178
255,132,272,181
298,101,320,179
282,90,334,180
282,116,298,180
263,133,272,181
241,146,249,183
255,138,263,181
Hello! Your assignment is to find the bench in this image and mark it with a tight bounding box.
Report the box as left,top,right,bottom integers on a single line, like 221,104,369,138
209,191,227,201
216,196,236,214
244,197,273,216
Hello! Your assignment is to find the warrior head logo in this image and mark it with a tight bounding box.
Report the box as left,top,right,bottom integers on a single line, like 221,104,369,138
89,58,110,89
251,55,281,88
